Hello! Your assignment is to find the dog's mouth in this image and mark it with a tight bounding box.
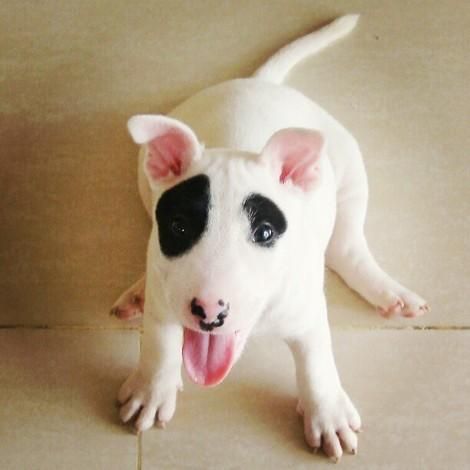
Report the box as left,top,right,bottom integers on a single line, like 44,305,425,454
182,327,242,387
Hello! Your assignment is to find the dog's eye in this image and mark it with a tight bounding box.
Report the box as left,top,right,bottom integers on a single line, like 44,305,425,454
170,216,189,237
252,222,275,245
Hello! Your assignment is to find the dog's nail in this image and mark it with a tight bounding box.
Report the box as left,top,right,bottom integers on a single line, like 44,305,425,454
110,308,118,316
351,447,357,455
330,456,340,464
156,420,166,429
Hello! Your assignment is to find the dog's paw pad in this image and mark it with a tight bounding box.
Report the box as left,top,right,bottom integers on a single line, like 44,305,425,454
377,299,403,318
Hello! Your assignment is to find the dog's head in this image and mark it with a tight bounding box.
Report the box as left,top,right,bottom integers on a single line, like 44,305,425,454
128,114,328,386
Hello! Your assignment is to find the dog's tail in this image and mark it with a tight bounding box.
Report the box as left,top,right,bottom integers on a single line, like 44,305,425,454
253,14,359,85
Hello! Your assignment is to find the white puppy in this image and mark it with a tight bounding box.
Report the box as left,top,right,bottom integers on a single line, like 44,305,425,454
112,15,428,461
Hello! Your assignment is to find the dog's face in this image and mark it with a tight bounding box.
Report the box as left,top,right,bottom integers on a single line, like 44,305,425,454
128,115,326,386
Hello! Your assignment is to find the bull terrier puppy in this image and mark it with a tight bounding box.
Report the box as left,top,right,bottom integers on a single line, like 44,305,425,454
111,15,428,461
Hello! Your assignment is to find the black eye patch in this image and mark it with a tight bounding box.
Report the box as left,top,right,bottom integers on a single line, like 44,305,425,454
156,174,210,258
242,193,287,248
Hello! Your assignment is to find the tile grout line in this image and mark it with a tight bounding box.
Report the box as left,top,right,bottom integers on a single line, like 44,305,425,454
333,325,470,331
137,329,143,470
0,324,140,331
0,324,469,331
137,432,142,470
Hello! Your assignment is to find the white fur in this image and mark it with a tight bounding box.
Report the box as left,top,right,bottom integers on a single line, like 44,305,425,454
113,15,428,461
254,14,360,84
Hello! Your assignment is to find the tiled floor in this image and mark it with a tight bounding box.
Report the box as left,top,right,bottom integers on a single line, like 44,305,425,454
1,0,469,469
1,329,139,470
2,328,469,469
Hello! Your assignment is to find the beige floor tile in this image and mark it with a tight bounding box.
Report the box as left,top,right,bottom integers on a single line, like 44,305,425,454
0,329,139,470
141,330,470,469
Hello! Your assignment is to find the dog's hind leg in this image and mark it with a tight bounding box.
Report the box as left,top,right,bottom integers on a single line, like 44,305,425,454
326,150,429,318
110,274,146,320
110,151,152,321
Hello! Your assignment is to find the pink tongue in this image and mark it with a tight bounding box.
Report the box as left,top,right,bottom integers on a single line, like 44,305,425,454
183,328,236,387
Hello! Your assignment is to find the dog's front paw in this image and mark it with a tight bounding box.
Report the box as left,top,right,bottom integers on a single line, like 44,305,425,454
299,389,361,462
117,369,182,432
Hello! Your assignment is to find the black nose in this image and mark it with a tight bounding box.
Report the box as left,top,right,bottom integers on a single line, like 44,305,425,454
190,298,206,319
190,298,230,332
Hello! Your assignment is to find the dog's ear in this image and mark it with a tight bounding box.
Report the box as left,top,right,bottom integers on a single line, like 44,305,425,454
127,115,202,185
260,128,325,190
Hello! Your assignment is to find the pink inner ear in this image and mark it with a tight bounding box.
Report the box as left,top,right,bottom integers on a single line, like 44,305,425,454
279,143,320,187
147,131,191,179
264,129,324,190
